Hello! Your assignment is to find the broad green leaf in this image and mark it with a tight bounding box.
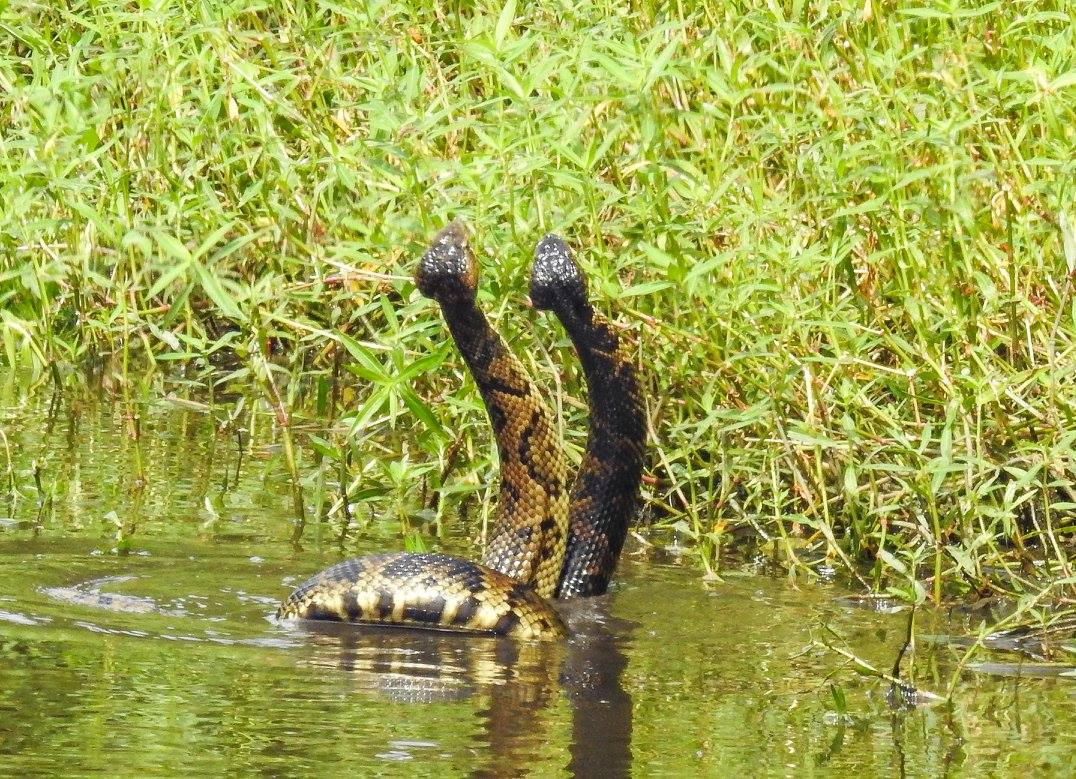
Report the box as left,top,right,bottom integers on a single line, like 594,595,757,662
193,262,243,320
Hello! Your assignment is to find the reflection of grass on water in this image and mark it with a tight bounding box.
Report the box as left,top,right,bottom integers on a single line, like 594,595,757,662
0,2,1073,627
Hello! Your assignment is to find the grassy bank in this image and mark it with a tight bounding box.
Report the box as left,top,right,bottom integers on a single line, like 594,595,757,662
1,1,1074,607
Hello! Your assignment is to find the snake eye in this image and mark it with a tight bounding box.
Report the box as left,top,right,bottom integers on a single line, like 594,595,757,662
416,221,479,302
530,234,588,311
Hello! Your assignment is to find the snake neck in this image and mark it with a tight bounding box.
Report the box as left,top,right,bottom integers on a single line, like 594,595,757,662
437,299,568,600
554,302,647,599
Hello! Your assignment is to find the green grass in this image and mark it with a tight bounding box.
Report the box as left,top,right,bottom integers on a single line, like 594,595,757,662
1,0,1074,609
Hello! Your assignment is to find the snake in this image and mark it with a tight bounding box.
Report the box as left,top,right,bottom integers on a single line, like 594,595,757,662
276,222,646,639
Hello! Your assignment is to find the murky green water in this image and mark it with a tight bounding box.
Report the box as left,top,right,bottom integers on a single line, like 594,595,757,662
1,385,1074,777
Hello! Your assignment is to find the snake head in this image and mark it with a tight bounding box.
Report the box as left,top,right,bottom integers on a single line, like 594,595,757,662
530,234,588,313
416,220,479,303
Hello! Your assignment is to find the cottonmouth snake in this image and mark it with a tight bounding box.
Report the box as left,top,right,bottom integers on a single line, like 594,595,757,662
276,223,646,639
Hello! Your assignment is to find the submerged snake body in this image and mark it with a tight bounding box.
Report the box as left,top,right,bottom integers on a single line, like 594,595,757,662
277,224,644,638
278,553,565,638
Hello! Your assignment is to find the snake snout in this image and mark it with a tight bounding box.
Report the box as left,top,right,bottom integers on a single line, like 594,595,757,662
416,220,479,303
530,234,588,311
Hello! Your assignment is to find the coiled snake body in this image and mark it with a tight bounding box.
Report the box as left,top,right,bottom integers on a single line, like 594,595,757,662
277,224,645,639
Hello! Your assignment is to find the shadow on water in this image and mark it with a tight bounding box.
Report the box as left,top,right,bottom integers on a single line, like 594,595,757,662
283,598,635,778
7,537,638,774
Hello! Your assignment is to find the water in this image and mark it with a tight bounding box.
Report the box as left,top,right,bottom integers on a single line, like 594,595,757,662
1,388,1074,777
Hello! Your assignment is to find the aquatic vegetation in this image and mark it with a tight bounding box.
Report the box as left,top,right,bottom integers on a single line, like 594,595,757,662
1,0,1073,614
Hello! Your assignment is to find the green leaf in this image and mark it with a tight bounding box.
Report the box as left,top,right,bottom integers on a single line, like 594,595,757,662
877,548,908,576
400,386,446,439
154,232,193,263
1050,70,1076,91
338,333,390,382
643,36,681,90
307,435,342,461
193,220,239,260
494,0,516,50
403,532,429,553
1060,211,1075,273
192,262,243,320
621,281,675,298
146,260,192,300
788,429,849,450
398,346,449,380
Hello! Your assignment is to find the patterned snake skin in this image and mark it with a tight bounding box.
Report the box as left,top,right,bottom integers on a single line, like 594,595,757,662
277,223,645,639
531,236,647,598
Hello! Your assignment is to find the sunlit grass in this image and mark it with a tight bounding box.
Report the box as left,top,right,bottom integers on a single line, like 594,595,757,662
1,0,1074,608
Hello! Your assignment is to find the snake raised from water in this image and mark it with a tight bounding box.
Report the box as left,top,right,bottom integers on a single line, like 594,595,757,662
276,223,646,639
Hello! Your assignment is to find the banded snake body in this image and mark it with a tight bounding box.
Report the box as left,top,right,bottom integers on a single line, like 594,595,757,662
276,224,646,639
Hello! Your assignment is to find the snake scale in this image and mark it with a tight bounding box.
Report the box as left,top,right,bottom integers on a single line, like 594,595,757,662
277,223,646,639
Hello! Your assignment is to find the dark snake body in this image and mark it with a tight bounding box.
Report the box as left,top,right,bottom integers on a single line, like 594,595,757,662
532,236,647,598
277,224,645,639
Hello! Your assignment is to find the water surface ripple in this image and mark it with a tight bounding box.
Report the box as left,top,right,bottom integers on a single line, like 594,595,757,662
0,395,1073,776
